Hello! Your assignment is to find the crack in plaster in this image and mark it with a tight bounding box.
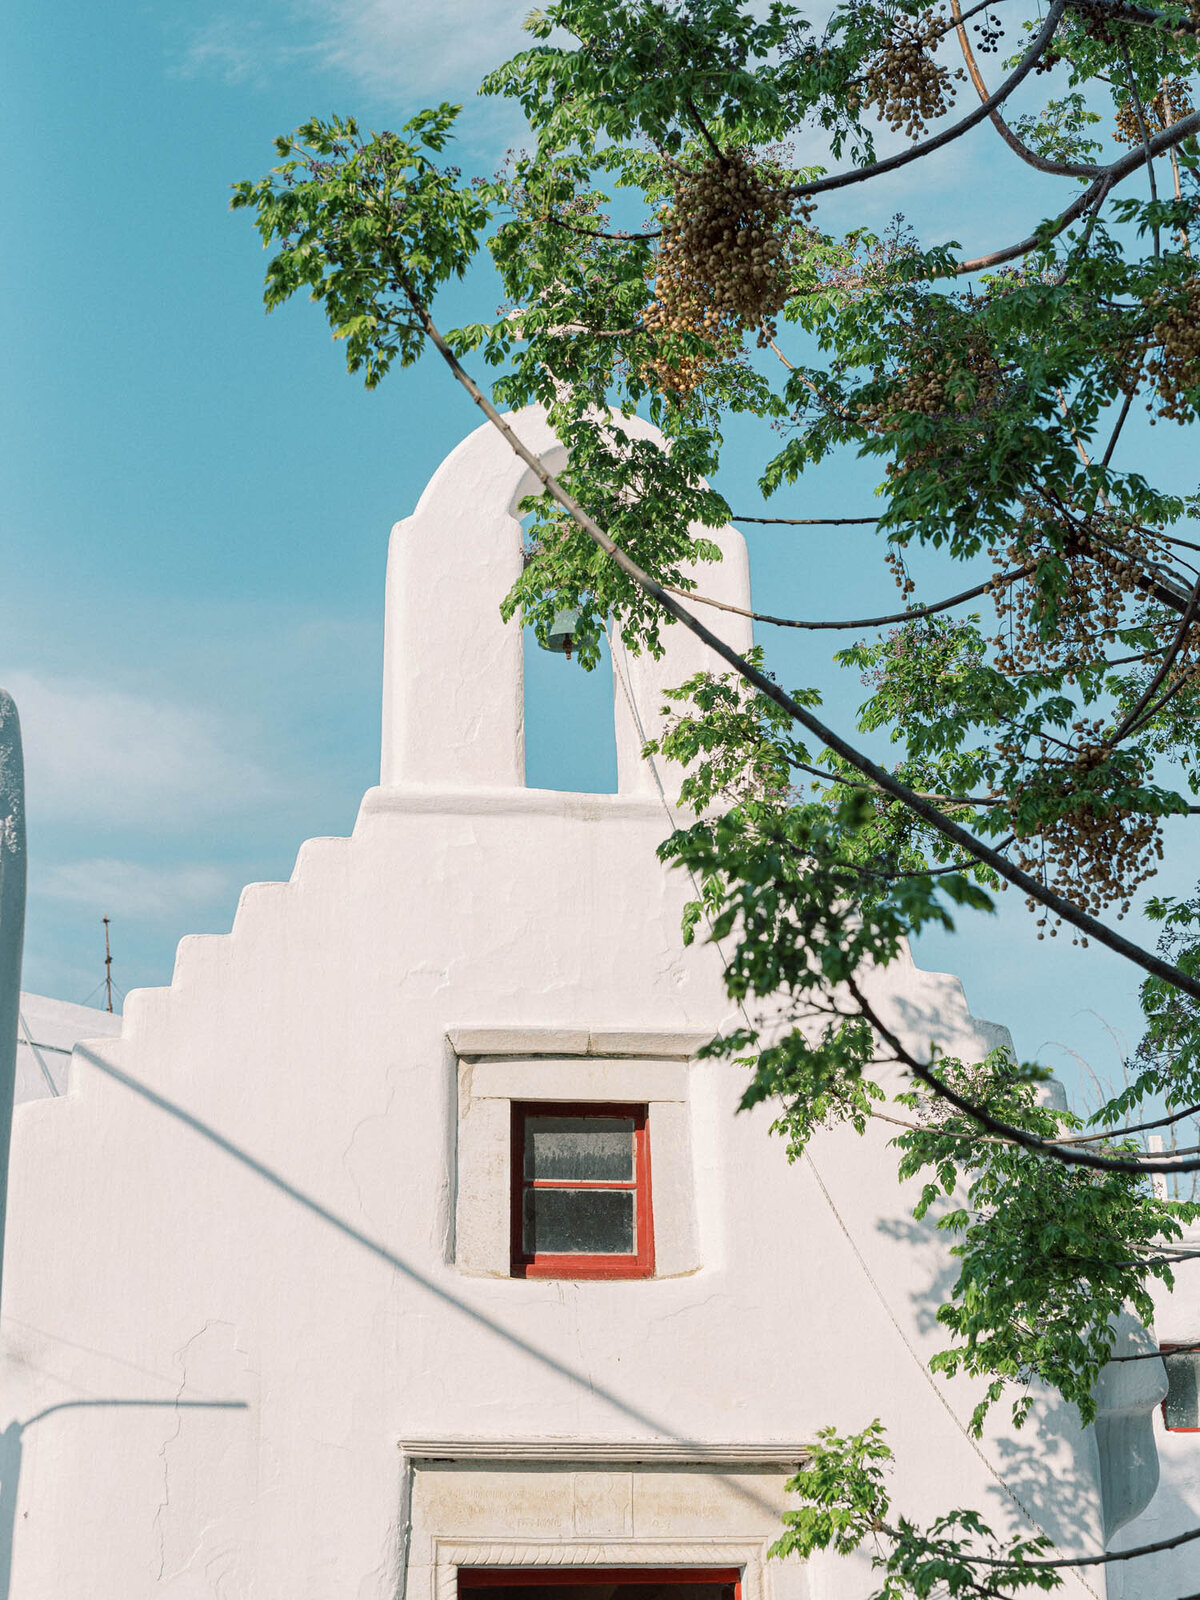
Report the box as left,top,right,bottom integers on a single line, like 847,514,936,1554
651,1295,722,1326
152,1319,238,1583
153,1322,213,1580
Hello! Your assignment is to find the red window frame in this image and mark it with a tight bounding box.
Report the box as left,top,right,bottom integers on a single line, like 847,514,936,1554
1160,1343,1200,1433
459,1569,740,1597
510,1101,654,1280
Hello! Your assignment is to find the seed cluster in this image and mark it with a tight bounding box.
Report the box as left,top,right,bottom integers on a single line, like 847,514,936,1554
643,151,802,396
863,7,966,137
989,501,1200,924
1146,276,1200,423
1115,77,1195,143
971,6,1005,53
1006,736,1165,929
987,497,1182,676
884,545,917,600
857,333,1007,528
862,340,1002,424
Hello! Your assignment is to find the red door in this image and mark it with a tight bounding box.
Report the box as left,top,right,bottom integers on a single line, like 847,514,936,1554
458,1567,742,1600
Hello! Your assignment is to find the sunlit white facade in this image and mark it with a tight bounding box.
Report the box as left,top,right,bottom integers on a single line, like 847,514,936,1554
0,411,1177,1599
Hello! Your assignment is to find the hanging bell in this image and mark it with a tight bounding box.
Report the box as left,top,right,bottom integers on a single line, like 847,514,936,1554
544,608,581,660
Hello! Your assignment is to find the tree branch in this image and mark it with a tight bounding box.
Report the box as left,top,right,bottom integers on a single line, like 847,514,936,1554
683,93,725,163
731,514,880,525
793,0,1069,200
1108,574,1200,742
974,1517,1200,1568
1069,0,1200,37
545,215,662,242
1042,493,1197,613
542,65,1197,277
951,0,1102,177
1108,1339,1200,1361
868,1508,1200,1575
955,109,1200,273
956,177,1112,273
1101,383,1138,467
1066,1099,1200,1140
848,974,1200,1172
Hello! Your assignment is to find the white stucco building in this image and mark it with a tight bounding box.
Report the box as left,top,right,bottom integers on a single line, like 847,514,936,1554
1107,1231,1200,1598
0,410,1187,1598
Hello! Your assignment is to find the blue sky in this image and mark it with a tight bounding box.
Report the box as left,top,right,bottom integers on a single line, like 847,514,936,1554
3,0,1196,1106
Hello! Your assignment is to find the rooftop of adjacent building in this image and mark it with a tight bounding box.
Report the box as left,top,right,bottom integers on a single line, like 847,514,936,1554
15,991,122,1102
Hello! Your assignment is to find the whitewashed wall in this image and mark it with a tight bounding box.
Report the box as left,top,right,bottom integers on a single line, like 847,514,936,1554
0,411,1124,1599
1107,1225,1200,1599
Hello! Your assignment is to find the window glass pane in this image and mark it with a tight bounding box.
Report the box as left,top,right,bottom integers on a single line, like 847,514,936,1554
1164,1351,1200,1429
523,1186,635,1255
524,1116,634,1182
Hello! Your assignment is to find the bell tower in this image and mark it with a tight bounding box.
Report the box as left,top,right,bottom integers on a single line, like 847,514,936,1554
379,406,753,798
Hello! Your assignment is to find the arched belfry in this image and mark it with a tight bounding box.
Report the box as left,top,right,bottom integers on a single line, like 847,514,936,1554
381,406,753,796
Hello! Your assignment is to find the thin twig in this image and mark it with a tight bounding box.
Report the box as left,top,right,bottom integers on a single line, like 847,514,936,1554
951,0,1101,177
1163,97,1194,256
666,564,1031,631
847,974,1200,1173
732,514,880,525
1119,37,1160,257
1109,573,1200,742
1069,1100,1200,1142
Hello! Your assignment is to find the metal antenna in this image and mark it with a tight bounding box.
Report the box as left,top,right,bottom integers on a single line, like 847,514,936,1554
103,917,113,1014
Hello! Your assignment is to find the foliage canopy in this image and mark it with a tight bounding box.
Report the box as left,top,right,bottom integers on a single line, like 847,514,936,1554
234,1,1200,1590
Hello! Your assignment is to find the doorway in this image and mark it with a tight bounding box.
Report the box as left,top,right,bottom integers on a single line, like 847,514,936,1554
459,1566,741,1600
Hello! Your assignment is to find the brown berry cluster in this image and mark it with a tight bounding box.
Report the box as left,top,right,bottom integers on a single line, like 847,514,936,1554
1072,0,1119,43
867,342,1001,422
642,151,802,396
856,332,1006,515
1115,77,1195,143
1145,277,1200,423
863,7,966,137
1005,733,1164,926
989,498,1177,676
884,544,916,600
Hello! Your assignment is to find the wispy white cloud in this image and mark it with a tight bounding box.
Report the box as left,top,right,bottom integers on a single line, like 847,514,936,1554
176,16,290,88
38,858,232,921
175,0,529,100
315,0,529,97
0,670,278,829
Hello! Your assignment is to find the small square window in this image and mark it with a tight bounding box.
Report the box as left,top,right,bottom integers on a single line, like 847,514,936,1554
510,1103,653,1278
1163,1346,1200,1431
